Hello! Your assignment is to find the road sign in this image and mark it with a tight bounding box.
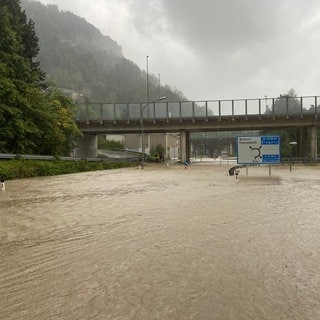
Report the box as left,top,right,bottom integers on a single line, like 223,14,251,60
237,136,280,164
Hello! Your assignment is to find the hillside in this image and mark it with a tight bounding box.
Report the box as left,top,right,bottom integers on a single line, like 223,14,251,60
21,0,185,103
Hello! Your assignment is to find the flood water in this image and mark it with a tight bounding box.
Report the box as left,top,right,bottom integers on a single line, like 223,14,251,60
1,162,320,320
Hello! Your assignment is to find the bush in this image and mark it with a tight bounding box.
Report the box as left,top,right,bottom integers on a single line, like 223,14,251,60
97,136,124,150
0,159,136,180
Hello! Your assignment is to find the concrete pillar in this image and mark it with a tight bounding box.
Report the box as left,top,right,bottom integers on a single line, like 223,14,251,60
229,141,233,155
186,132,190,160
74,134,97,158
140,133,149,154
147,133,151,155
180,130,190,161
299,127,309,158
310,126,318,161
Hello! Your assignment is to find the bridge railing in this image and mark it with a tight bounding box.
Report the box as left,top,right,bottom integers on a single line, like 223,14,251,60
75,96,320,122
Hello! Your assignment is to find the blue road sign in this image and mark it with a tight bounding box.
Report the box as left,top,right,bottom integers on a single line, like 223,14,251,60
237,136,281,164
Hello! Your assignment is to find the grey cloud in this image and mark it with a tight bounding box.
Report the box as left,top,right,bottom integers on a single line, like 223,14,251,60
123,0,167,39
157,0,320,52
37,0,320,99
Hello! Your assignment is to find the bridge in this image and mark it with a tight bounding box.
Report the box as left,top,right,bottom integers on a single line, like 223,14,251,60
74,95,319,161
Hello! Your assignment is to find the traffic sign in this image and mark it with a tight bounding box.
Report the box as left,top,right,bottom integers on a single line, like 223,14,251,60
237,136,280,164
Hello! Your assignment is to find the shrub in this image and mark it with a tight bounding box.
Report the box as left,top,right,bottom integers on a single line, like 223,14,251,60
0,159,136,180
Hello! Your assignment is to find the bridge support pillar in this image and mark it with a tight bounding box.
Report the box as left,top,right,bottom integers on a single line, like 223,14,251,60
299,127,309,158
74,134,97,158
310,126,318,161
229,141,233,155
180,130,190,162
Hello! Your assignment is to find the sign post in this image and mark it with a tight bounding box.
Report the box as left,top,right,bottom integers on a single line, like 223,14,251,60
237,136,280,175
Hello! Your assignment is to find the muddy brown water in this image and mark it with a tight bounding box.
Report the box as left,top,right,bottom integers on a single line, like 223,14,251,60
1,163,320,319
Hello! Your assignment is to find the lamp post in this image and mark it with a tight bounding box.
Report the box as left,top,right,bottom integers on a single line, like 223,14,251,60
146,55,150,117
158,73,161,98
141,96,166,169
289,141,297,171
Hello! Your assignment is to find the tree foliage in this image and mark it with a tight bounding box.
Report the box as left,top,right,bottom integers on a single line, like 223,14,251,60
0,0,81,155
266,89,316,115
263,89,320,158
97,136,124,150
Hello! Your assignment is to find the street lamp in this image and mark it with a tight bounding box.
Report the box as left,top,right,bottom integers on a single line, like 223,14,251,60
146,55,150,104
141,96,166,168
158,73,161,98
146,55,150,117
289,141,297,171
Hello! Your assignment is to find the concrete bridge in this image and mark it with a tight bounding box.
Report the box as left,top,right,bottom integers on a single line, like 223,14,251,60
74,95,319,161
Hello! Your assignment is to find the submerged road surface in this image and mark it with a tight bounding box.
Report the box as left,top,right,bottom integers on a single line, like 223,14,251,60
1,163,320,319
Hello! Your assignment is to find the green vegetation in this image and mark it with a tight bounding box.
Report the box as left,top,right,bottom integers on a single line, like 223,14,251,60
149,144,166,162
262,89,320,158
0,159,136,180
0,0,81,155
265,89,315,115
97,136,124,150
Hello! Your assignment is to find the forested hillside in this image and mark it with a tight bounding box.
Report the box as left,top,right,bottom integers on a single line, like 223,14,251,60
21,0,185,103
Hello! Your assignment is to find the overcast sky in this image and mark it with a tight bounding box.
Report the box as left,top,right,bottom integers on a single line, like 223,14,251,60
37,0,320,101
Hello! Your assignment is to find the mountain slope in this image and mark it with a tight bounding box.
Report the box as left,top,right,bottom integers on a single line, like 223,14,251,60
21,0,185,103
21,0,122,56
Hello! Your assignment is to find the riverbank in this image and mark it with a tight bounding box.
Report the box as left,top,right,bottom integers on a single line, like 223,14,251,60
0,159,137,180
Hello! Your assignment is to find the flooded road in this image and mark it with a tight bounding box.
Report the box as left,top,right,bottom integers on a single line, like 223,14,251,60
1,163,320,319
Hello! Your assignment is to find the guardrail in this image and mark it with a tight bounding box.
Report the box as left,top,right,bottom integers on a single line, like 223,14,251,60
0,153,139,162
280,157,319,164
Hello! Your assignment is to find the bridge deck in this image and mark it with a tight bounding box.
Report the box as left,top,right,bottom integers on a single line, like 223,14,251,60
76,114,318,134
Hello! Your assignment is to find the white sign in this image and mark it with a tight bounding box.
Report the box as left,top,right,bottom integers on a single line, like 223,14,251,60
237,136,280,164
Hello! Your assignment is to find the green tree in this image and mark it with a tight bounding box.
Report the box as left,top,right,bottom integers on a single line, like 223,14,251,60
0,3,40,153
266,89,302,115
262,89,312,158
36,86,82,155
0,0,80,155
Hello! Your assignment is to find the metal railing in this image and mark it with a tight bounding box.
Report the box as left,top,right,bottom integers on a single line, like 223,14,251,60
75,95,320,123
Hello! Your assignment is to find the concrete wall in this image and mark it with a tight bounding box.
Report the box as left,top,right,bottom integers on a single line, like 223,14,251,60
74,134,97,158
124,133,179,157
105,134,124,143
